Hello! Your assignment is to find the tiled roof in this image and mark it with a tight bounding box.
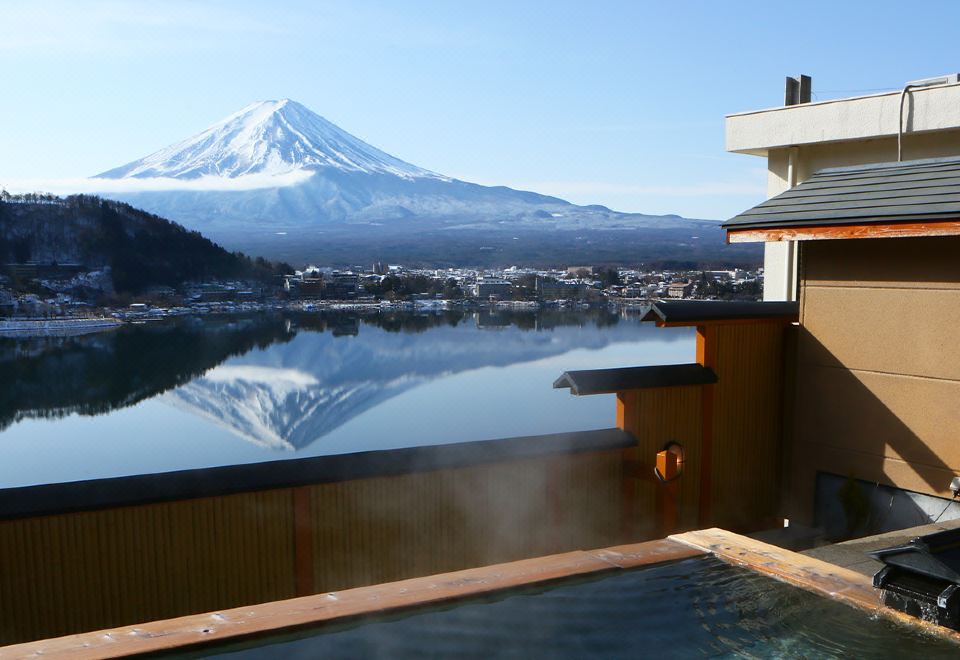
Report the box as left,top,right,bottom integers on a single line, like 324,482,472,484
725,157,960,230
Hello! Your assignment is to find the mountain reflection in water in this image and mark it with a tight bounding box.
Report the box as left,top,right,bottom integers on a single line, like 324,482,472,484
0,309,694,487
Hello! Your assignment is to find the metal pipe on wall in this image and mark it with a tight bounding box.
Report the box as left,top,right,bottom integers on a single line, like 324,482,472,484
786,147,798,301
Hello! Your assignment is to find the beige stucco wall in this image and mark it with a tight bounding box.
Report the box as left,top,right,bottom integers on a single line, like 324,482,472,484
766,131,960,188
789,236,960,522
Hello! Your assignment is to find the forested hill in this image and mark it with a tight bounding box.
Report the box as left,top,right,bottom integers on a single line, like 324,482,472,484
0,193,289,293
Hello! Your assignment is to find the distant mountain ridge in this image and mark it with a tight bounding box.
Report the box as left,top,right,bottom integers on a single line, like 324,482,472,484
94,99,760,266
0,194,285,294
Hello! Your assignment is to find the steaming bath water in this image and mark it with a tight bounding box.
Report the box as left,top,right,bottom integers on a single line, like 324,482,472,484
192,557,958,659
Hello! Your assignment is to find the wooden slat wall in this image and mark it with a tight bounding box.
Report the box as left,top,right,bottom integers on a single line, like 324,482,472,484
0,489,294,646
307,451,623,592
709,322,786,530
617,386,702,536
0,449,625,646
615,322,788,537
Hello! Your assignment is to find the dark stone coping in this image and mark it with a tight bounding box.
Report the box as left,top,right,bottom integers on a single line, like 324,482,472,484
553,363,717,395
0,428,635,520
641,300,799,324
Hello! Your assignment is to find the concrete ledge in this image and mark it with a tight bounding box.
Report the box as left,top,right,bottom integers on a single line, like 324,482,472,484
726,83,960,155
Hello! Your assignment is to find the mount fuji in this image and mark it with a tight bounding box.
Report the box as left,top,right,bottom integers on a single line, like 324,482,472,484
94,99,757,266
98,99,442,182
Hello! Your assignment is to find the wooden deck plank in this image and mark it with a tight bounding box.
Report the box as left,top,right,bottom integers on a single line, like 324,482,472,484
1,539,702,659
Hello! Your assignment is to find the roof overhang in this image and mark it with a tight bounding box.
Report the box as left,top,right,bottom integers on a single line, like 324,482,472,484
553,363,717,395
639,300,799,327
724,158,960,243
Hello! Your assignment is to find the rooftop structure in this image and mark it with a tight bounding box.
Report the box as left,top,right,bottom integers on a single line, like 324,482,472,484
723,73,960,539
727,74,960,300
726,157,960,240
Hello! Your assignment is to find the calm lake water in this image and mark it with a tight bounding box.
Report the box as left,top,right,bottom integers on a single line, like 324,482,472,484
0,309,694,488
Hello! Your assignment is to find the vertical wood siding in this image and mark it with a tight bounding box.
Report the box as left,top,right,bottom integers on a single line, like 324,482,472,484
710,323,786,530
0,449,625,645
616,322,788,537
617,385,702,537
0,489,294,645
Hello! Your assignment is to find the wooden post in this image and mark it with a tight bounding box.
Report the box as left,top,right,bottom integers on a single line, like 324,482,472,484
696,325,718,527
656,480,679,537
617,391,639,540
292,486,315,597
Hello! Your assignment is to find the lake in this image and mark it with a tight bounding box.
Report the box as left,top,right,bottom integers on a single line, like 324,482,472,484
0,308,694,489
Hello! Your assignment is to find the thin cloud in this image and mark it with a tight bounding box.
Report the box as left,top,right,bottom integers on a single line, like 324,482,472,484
0,1,479,55
0,171,314,195
471,179,767,198
0,1,292,54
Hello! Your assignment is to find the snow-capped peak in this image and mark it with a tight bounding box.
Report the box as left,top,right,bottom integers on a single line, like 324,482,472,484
97,99,443,181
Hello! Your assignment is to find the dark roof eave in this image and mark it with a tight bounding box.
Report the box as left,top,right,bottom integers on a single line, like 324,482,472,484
638,300,799,325
723,156,960,232
554,363,717,396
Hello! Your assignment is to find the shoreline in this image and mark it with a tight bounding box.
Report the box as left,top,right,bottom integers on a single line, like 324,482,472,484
0,317,124,338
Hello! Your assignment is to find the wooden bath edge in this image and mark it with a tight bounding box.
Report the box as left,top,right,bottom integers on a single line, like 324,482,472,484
9,527,960,658
0,539,703,659
670,528,960,645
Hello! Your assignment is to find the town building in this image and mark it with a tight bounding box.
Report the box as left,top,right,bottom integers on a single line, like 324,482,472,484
299,277,325,297
666,280,692,298
196,286,235,303
535,277,585,300
473,277,513,300
323,272,359,299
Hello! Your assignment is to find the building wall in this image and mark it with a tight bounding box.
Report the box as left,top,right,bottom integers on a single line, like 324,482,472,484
727,82,960,156
758,107,960,302
766,132,960,190
790,236,960,524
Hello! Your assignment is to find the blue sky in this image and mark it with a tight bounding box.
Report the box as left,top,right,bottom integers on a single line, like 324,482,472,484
1,0,958,219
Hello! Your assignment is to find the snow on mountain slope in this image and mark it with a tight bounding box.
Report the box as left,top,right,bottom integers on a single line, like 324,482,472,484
98,99,443,181
88,98,748,264
94,98,585,231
